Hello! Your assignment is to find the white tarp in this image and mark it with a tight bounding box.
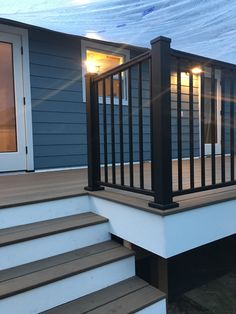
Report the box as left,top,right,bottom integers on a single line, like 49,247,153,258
0,0,235,63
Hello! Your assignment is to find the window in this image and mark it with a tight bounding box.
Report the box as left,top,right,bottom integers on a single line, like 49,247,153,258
81,40,130,103
86,49,123,98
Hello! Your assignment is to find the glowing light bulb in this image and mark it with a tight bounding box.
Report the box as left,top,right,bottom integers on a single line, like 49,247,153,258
191,67,203,74
85,60,101,73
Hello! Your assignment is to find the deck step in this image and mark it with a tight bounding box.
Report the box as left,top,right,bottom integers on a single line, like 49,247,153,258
0,212,108,246
0,212,110,270
0,240,134,297
42,276,166,314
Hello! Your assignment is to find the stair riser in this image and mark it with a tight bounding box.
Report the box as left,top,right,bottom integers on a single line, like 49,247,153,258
0,223,110,270
0,257,135,314
0,196,90,229
136,299,167,314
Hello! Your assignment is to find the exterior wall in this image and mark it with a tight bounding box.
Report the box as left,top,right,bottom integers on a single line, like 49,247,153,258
29,29,148,170
29,29,206,170
29,29,86,169
1,21,234,171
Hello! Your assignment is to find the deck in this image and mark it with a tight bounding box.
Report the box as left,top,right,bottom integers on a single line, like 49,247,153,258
1,157,236,215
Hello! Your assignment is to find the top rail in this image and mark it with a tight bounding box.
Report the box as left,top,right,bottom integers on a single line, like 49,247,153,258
94,51,151,82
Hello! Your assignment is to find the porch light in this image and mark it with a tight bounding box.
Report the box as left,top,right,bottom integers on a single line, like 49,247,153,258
191,67,203,74
85,60,100,74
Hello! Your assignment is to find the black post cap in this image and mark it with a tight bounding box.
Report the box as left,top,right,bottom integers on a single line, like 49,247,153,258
151,36,171,45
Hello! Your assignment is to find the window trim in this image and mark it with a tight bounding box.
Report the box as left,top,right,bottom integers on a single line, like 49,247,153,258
81,40,130,104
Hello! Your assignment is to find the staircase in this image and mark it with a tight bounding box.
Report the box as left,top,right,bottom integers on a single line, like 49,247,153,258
0,200,166,313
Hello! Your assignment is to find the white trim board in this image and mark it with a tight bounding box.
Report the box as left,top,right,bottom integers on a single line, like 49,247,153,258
0,195,90,229
89,195,236,258
137,299,166,314
2,193,235,259
0,23,34,171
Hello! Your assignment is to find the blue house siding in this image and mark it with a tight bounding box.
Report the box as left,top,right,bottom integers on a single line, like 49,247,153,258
29,29,148,170
28,29,204,170
29,28,87,169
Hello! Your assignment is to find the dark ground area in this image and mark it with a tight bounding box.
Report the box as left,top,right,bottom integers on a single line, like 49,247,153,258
132,234,236,313
169,270,236,314
168,235,236,313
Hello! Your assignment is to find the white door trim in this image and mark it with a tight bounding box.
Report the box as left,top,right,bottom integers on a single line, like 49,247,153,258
0,23,34,171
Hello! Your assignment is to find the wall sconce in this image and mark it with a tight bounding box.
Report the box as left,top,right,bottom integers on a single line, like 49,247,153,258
85,60,100,74
191,67,203,74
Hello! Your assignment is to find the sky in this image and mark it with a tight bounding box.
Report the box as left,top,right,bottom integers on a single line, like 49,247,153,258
0,0,236,63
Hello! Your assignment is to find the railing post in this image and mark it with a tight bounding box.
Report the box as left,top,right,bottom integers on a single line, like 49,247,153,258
149,36,178,209
84,73,104,191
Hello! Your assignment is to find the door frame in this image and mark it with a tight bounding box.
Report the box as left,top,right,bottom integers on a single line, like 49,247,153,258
0,23,34,171
199,67,222,156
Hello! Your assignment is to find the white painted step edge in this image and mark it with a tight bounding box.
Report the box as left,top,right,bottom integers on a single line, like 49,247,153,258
0,223,110,270
0,196,90,229
136,299,167,314
0,257,135,314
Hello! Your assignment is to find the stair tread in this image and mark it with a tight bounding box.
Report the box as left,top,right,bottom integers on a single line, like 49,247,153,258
42,276,166,314
0,241,133,299
0,212,108,247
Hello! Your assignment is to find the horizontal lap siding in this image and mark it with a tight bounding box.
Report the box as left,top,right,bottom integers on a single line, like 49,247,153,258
29,29,86,169
29,30,202,170
29,30,145,169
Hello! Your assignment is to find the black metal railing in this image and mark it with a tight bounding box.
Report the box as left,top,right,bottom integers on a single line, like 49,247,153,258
171,50,236,196
85,50,154,197
85,36,236,209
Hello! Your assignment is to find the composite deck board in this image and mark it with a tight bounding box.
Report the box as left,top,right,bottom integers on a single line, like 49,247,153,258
0,241,120,283
87,285,164,314
0,157,235,214
42,276,165,314
0,242,133,299
0,212,108,247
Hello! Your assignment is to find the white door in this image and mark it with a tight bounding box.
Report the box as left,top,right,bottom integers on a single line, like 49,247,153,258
201,69,221,155
0,32,27,172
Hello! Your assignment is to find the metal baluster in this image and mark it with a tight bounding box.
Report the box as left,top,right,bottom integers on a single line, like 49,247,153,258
138,62,144,189
128,67,134,187
177,61,183,190
118,72,124,185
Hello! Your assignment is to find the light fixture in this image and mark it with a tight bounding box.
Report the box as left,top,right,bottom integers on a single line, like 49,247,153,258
85,60,100,74
191,67,203,74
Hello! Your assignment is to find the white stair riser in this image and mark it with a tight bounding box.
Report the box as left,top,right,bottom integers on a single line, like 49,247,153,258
136,299,167,314
0,223,110,270
0,257,135,314
0,196,90,229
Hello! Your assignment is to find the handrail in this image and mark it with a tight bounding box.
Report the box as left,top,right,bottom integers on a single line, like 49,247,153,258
94,51,151,82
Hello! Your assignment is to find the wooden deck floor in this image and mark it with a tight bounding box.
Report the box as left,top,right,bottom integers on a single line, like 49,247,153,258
100,156,236,191
0,157,236,215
